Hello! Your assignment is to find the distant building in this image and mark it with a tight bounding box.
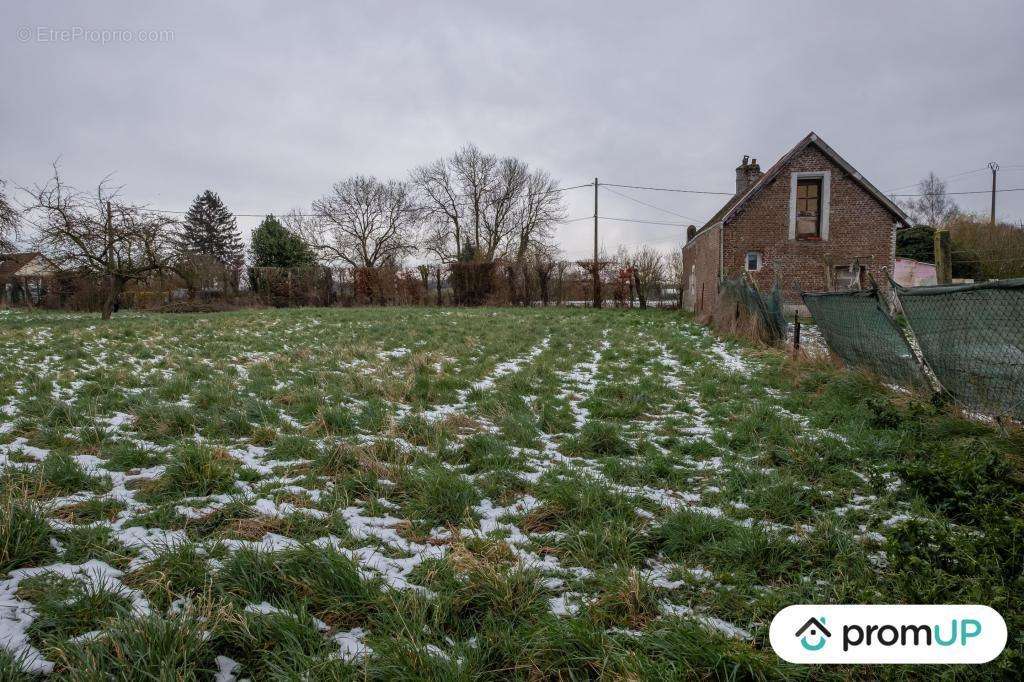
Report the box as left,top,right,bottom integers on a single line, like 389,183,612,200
0,252,57,306
893,257,937,287
681,132,911,316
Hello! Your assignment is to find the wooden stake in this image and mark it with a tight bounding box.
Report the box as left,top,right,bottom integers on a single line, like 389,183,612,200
934,229,952,284
793,311,801,355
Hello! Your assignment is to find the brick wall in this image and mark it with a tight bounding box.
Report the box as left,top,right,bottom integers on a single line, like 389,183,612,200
680,222,721,317
723,144,897,305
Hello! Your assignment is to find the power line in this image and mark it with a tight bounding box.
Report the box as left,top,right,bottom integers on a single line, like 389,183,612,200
601,182,733,196
601,185,705,224
886,167,990,193
891,187,1024,197
887,165,1024,193
133,181,593,218
598,215,688,227
516,212,692,228
560,235,683,255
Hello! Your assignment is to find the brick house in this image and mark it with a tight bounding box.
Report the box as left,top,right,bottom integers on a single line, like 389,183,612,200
681,132,910,317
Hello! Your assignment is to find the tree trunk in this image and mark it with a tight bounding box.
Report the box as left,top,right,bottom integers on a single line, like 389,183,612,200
519,262,531,306
418,269,429,304
633,270,647,309
101,276,124,320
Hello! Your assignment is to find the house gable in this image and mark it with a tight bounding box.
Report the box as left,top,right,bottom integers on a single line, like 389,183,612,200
695,132,909,236
722,141,900,302
724,133,909,229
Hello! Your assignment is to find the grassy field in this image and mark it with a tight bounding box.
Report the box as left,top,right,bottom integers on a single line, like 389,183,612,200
0,306,1020,679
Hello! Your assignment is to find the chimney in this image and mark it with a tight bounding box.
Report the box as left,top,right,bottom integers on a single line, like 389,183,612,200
735,155,763,195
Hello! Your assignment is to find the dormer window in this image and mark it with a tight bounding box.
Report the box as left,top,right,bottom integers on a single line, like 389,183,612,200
795,178,822,239
788,171,831,241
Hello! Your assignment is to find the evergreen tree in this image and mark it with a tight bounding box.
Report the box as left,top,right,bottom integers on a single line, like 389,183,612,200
177,190,244,268
895,224,936,263
250,215,315,268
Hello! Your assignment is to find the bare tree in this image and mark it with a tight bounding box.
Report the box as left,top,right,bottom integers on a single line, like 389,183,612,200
306,176,419,268
0,179,20,251
512,169,564,261
416,264,430,304
554,260,570,305
481,156,527,260
411,144,564,264
902,172,959,228
27,167,175,319
628,246,666,309
532,244,558,306
577,249,613,308
667,249,687,308
410,158,467,263
452,143,497,253
172,252,229,301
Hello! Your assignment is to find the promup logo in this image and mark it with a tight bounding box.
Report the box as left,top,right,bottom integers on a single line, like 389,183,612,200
795,617,830,651
770,605,1006,664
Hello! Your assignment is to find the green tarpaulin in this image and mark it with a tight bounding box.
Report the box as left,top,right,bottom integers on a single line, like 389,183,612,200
802,287,930,390
895,278,1024,421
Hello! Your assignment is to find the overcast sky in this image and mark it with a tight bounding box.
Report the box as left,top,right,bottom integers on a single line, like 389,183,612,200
3,1,1022,259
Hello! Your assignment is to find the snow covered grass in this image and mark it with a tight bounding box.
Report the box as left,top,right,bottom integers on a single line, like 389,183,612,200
0,306,1021,678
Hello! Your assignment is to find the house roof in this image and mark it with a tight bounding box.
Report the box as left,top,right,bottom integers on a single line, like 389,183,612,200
689,132,911,245
0,252,44,278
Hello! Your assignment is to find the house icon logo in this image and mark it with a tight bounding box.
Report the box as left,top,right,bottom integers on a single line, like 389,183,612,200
795,617,831,651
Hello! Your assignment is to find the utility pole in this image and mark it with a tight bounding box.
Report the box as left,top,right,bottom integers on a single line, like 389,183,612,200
593,177,601,308
988,162,999,225
934,229,952,285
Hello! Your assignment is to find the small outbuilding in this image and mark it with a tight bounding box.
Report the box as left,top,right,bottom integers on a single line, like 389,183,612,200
0,252,57,306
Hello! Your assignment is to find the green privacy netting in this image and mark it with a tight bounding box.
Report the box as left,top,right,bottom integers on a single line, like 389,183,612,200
894,278,1024,421
801,286,930,390
718,276,788,345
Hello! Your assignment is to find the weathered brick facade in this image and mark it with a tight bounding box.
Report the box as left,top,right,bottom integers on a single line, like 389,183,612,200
681,222,721,318
681,133,906,315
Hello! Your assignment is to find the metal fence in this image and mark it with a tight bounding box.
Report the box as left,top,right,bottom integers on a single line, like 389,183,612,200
803,277,1024,421
802,286,931,390
894,278,1024,421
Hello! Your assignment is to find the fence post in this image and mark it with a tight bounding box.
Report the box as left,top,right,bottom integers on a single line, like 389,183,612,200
934,229,952,284
792,311,801,355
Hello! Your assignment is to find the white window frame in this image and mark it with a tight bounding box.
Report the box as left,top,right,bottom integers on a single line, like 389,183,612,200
834,263,863,290
789,170,831,241
745,251,762,272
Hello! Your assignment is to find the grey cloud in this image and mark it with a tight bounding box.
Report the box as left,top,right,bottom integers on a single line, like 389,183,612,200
2,1,1021,254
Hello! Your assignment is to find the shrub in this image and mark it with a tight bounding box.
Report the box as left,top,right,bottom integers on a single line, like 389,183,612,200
140,443,238,502
403,466,480,528
0,496,55,574
564,421,634,458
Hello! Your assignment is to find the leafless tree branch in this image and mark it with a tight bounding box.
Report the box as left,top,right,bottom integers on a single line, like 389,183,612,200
25,165,175,319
